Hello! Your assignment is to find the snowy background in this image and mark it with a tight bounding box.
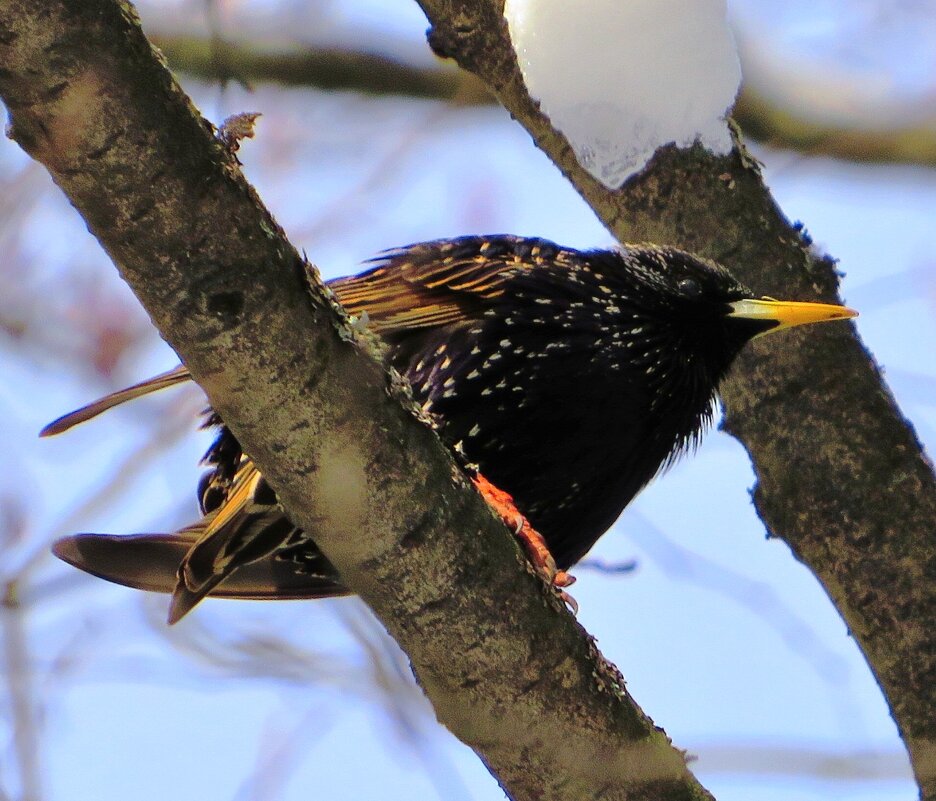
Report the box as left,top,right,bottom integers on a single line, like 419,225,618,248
1,2,933,801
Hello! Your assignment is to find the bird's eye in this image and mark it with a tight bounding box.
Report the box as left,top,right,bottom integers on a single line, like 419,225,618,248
677,277,702,297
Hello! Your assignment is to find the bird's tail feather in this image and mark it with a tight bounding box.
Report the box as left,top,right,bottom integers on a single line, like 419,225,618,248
40,365,193,437
52,527,349,622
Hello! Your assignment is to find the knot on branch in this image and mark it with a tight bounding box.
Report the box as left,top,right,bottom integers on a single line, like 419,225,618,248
425,7,513,84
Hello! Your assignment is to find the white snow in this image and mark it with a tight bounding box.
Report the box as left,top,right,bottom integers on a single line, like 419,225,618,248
504,0,741,188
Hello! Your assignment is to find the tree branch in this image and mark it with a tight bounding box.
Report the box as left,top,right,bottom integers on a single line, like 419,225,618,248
0,1,717,800
149,33,936,168
151,34,493,105
413,1,936,798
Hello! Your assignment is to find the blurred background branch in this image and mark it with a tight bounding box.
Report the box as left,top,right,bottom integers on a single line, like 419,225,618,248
149,34,936,168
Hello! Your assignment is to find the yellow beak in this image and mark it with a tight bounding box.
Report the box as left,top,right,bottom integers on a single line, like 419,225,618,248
727,298,858,338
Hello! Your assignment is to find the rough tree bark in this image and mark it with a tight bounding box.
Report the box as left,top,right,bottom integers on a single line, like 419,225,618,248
0,0,933,799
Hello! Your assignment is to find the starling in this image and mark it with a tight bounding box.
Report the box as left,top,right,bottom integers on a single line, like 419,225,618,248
45,236,856,622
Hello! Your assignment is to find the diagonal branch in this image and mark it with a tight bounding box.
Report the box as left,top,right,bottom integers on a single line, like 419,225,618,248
413,1,936,797
0,1,718,800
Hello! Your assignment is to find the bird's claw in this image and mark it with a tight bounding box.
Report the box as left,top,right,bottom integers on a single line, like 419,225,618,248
556,586,579,615
472,473,578,613
515,524,579,613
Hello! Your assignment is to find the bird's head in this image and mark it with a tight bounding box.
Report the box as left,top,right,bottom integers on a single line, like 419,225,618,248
582,246,857,438
608,246,857,362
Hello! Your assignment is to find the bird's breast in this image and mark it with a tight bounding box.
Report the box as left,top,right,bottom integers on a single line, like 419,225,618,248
400,323,698,568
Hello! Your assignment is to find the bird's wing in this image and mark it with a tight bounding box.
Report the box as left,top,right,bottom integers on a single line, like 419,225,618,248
168,456,314,623
45,236,572,619
40,365,193,436
40,237,571,434
331,235,570,334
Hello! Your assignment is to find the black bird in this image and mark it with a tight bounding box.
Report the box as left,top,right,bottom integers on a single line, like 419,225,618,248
45,236,856,622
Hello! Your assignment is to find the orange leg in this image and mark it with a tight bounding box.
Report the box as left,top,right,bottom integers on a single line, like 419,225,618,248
472,474,577,612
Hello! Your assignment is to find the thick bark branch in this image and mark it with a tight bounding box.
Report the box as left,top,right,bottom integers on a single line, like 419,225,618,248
412,1,936,797
0,2,716,800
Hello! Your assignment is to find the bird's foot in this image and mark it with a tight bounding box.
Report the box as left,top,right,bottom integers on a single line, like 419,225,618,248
472,474,578,613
